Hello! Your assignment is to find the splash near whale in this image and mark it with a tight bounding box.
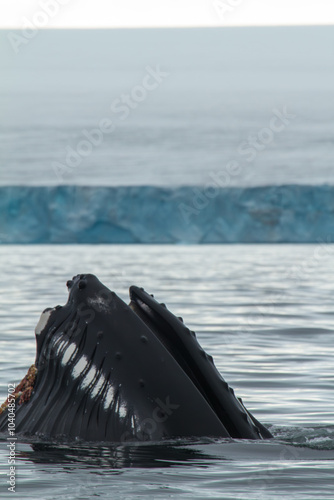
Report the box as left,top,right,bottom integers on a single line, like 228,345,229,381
0,274,272,442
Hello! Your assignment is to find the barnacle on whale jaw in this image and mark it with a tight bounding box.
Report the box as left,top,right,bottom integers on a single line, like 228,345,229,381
0,365,37,415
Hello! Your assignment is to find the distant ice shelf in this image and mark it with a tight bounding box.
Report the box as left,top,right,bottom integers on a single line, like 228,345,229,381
0,185,333,244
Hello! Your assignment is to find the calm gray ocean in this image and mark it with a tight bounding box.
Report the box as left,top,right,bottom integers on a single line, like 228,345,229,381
0,27,333,187
0,245,333,499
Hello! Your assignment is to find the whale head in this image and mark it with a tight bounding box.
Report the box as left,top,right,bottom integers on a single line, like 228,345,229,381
2,274,272,442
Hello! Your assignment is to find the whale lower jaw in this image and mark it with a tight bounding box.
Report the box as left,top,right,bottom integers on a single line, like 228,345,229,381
129,286,272,440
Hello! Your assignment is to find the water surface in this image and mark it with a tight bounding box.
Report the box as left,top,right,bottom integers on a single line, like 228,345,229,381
0,245,333,499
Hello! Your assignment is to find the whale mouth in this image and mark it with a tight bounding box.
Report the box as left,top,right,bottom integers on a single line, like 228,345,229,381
0,274,272,442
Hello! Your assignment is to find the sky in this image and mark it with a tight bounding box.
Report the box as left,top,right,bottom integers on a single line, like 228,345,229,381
1,0,334,29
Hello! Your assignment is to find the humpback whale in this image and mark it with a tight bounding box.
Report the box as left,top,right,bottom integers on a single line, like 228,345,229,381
0,274,272,442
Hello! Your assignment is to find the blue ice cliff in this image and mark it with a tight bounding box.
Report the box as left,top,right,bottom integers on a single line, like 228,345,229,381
0,185,333,244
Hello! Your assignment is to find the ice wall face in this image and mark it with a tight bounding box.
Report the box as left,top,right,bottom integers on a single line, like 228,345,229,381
0,185,333,244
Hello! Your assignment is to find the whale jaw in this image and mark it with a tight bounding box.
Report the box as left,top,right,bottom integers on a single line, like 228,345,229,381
0,274,272,442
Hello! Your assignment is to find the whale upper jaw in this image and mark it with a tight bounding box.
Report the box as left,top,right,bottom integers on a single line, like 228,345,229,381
0,274,273,442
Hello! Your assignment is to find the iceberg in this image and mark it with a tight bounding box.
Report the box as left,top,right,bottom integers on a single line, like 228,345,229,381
0,185,333,244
